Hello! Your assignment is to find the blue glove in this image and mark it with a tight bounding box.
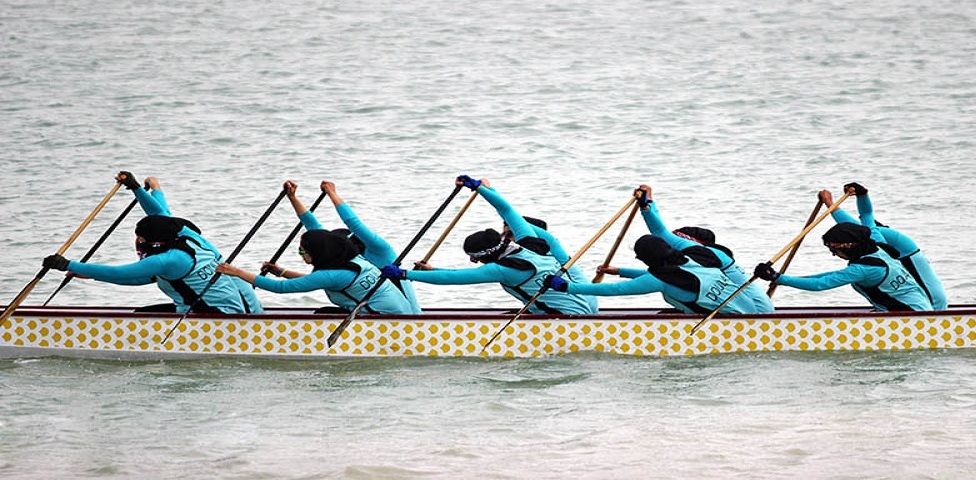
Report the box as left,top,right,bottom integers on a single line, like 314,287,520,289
753,262,779,282
380,264,407,280
543,274,568,292
456,175,481,190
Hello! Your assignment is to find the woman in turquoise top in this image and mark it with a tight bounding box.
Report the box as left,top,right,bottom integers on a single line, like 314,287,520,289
754,223,933,312
545,235,755,314
379,176,596,315
42,215,250,314
819,183,946,309
472,178,598,312
115,171,264,313
217,228,413,314
295,180,422,313
631,184,774,313
218,181,412,314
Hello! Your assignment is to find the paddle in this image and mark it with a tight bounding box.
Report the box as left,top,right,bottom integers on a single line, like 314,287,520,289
259,191,328,277
0,182,122,326
592,202,640,283
42,198,140,306
326,184,465,348
766,199,824,298
482,195,639,353
160,188,288,344
419,190,479,264
689,191,852,335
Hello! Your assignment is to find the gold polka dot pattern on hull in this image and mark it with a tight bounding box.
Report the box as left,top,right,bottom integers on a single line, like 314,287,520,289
1,313,974,358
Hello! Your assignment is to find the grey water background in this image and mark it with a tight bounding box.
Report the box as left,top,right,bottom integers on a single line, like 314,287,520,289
1,0,976,477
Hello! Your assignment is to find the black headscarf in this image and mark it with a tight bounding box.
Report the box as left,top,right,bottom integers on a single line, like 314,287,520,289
134,216,195,258
330,228,366,255
822,223,878,259
674,226,735,259
634,235,687,270
301,230,360,270
464,228,508,262
135,215,182,243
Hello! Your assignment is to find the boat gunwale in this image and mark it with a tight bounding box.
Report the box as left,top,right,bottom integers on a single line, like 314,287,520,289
5,304,976,321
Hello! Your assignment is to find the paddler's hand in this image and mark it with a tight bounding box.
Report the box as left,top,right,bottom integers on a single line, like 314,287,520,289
260,262,284,277
754,262,780,282
380,265,407,280
543,274,568,292
635,184,652,209
42,254,69,271
478,178,491,188
844,182,868,196
456,175,481,190
216,263,245,278
596,265,620,276
412,261,434,271
116,171,141,190
818,189,834,207
144,176,161,191
283,180,298,198
320,180,337,195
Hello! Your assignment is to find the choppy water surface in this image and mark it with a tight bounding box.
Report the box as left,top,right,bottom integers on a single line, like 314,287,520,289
1,0,975,477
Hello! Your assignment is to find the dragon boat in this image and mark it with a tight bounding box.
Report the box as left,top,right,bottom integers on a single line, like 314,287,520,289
1,305,974,359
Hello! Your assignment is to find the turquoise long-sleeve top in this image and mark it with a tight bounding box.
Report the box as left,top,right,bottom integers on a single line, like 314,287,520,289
830,194,946,309
132,187,222,255
831,196,918,254
405,264,531,286
477,184,598,310
67,251,192,285
130,187,264,313
299,207,422,313
254,269,361,294
777,264,884,292
640,200,774,313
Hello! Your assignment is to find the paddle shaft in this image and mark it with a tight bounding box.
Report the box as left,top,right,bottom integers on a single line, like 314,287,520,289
0,182,122,326
592,202,640,283
327,185,465,347
259,191,328,277
766,200,824,298
161,188,288,344
419,190,479,264
482,196,639,352
43,197,140,306
690,192,852,334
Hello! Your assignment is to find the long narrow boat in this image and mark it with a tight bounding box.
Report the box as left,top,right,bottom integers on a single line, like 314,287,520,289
2,305,974,359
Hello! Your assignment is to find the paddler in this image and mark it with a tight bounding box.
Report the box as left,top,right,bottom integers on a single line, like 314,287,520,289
753,222,933,311
819,182,947,309
378,176,596,315
303,180,422,313
629,184,774,313
543,234,757,314
115,171,263,313
42,214,253,314
217,182,413,314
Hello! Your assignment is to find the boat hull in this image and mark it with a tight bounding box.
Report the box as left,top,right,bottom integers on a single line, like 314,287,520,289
2,306,974,359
